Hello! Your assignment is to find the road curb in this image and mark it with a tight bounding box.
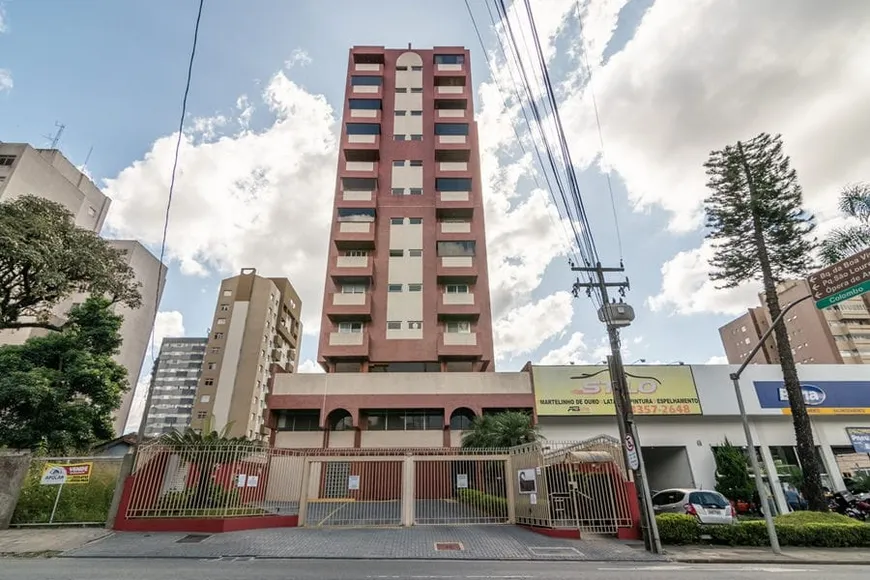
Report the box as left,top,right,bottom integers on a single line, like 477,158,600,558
668,557,864,566
56,553,667,562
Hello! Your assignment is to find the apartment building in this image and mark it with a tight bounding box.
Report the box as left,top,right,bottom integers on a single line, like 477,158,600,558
190,268,302,440
317,45,495,373
142,337,208,438
0,143,110,231
719,279,870,364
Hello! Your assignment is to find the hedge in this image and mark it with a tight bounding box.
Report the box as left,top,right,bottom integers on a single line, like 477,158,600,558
656,512,870,547
457,489,508,517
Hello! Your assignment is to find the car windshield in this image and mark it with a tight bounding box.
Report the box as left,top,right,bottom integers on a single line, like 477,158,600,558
688,491,728,508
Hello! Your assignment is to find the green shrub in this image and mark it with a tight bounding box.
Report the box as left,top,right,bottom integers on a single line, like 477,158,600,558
457,489,507,516
774,511,862,526
656,514,701,545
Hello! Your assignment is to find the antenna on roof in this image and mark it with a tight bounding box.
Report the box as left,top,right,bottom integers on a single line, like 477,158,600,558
408,42,412,49
43,122,66,149
80,146,94,174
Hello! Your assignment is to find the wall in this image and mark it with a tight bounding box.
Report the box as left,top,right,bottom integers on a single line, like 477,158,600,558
272,370,531,396
0,451,31,529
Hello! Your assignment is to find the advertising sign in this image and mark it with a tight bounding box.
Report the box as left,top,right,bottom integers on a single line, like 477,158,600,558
846,427,870,453
40,462,92,485
753,381,870,415
517,468,537,495
532,365,702,416
808,248,870,309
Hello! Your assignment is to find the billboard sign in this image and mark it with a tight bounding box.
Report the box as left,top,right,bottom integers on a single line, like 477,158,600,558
846,427,870,453
753,381,870,415
531,365,702,417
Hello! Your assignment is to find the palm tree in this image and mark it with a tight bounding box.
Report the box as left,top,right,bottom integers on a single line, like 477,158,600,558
461,411,541,449
820,183,870,265
159,420,259,508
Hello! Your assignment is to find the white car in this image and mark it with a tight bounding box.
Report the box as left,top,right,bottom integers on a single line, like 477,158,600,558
651,488,735,525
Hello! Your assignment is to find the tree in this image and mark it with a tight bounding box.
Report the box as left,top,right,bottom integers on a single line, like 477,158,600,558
703,132,827,511
160,421,259,508
0,195,142,332
819,183,870,265
0,297,129,452
461,411,541,449
713,438,753,503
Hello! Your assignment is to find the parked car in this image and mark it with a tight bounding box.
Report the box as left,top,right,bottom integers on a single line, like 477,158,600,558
651,488,735,525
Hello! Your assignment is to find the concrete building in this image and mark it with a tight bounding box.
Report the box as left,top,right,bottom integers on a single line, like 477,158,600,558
317,45,495,373
142,337,208,438
720,279,870,365
0,239,166,436
0,143,109,231
190,268,302,440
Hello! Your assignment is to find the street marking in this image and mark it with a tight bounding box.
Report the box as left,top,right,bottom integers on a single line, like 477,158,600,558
367,577,533,579
598,566,818,572
527,546,583,556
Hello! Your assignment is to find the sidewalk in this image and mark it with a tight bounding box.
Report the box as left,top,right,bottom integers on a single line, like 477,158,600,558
664,545,869,565
0,528,111,557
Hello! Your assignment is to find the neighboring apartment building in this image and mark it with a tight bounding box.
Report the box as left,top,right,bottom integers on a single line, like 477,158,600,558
190,268,302,440
0,143,110,231
317,45,495,373
719,279,870,365
142,337,208,438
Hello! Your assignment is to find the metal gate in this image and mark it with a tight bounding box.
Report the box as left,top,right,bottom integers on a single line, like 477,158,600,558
11,456,123,526
511,437,634,535
413,456,510,525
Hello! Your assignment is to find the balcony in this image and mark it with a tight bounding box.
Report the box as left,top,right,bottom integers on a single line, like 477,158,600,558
436,63,464,73
437,256,477,284
322,331,370,358
437,135,467,145
438,161,468,172
327,292,372,321
343,160,377,178
337,189,376,210
331,255,374,282
343,135,380,159
437,331,482,357
438,292,479,320
334,221,375,250
436,190,474,220
349,108,381,120
354,63,383,73
440,221,471,234
436,85,466,96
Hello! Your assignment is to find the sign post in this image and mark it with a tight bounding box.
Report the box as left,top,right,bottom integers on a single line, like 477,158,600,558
808,248,870,310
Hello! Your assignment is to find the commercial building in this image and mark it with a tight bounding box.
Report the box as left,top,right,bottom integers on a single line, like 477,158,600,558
0,143,109,231
268,362,870,516
141,337,208,438
190,268,302,440
720,278,870,364
317,45,494,373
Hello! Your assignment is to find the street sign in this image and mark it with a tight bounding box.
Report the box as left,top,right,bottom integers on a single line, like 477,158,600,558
807,248,870,310
624,434,639,471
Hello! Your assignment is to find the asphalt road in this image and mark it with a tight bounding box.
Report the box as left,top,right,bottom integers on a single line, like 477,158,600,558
2,558,869,580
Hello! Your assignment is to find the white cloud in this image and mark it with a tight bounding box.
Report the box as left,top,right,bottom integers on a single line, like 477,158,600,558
284,49,312,69
705,355,728,365
0,5,7,34
152,310,185,346
0,69,11,93
537,331,589,365
494,291,574,360
297,359,324,374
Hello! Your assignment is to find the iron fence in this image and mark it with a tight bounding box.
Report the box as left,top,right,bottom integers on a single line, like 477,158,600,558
11,456,124,526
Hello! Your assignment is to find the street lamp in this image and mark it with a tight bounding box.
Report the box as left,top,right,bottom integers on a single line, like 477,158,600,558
730,293,812,555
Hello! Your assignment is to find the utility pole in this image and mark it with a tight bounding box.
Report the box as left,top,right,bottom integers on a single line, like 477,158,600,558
572,261,662,554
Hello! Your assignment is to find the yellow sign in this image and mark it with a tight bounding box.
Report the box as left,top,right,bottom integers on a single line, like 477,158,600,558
40,462,93,485
780,408,870,415
532,365,702,417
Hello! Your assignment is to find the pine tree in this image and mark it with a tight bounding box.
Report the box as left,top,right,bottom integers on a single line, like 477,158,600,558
703,132,827,511
713,438,754,503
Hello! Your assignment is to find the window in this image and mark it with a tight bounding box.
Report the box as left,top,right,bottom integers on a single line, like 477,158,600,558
391,188,404,195
450,409,475,430
409,188,422,195
395,87,408,93
387,321,402,330
437,241,476,256
408,284,422,292
344,250,369,257
435,54,465,65
207,362,217,370
196,411,208,419
220,304,229,311
348,98,382,110
204,378,215,386
364,409,444,431
216,318,227,325
390,249,404,257
210,347,221,354
396,65,408,71
446,321,472,334
446,284,469,293
200,395,211,403
87,206,97,217
410,110,423,116
341,284,366,294
394,134,406,141
0,155,15,166
410,160,423,167
409,249,422,257
337,208,376,222
392,160,405,167
408,320,422,330
435,123,469,136
436,177,471,191
388,284,403,292
329,410,353,431
222,290,232,297
276,410,320,431
390,218,404,226
213,332,224,339
351,76,382,86
395,110,406,116
338,321,363,333
346,123,381,135
409,217,422,225
411,87,423,93
411,65,423,71
410,134,423,141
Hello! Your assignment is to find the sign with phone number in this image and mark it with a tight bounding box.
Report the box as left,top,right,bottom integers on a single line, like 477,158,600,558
631,404,695,415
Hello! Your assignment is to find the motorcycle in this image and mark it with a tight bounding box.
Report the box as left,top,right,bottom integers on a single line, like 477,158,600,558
829,491,869,521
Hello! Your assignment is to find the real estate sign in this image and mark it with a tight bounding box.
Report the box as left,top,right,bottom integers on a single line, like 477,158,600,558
808,247,870,310
531,365,702,417
39,462,93,485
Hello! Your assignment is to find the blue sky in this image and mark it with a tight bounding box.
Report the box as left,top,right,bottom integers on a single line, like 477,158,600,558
1,0,864,427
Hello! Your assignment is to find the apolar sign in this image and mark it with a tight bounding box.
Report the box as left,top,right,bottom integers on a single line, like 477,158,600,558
808,247,870,310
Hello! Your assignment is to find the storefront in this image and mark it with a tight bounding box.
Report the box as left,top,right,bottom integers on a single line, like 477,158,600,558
530,363,870,515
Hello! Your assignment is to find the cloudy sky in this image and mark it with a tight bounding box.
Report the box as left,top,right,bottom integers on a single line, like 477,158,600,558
1,0,867,431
